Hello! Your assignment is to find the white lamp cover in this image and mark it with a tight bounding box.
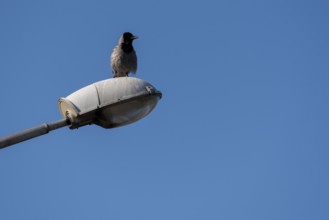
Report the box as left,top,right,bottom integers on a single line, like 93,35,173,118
58,77,162,129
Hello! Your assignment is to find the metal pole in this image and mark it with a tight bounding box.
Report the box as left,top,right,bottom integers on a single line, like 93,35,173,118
0,118,70,149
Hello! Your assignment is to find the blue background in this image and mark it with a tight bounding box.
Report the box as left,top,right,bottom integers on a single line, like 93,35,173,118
1,0,328,219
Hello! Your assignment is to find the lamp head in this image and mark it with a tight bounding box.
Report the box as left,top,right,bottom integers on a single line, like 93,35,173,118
58,77,161,129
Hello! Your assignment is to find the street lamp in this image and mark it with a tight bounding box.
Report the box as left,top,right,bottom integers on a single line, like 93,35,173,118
0,77,162,149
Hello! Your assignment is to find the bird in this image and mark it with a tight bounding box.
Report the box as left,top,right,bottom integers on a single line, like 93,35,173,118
110,32,138,78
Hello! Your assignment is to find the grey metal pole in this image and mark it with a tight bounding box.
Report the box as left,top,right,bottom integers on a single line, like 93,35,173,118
0,118,70,149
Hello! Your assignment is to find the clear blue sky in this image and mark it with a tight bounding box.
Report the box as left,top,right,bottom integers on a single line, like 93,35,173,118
1,0,328,219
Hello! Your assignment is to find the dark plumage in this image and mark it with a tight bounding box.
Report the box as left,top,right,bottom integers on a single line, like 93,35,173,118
110,32,138,77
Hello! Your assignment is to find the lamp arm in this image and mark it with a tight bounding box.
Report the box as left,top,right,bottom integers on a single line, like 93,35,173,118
0,118,70,149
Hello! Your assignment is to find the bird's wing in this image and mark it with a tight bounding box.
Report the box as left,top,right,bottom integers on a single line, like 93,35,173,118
130,50,138,73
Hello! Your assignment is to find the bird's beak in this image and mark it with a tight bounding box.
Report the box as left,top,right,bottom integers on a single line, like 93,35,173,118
132,35,139,40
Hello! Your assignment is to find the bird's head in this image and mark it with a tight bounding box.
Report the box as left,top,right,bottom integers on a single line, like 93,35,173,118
120,32,138,44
